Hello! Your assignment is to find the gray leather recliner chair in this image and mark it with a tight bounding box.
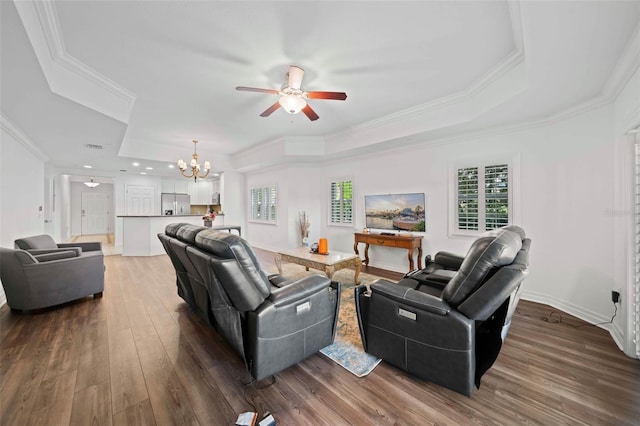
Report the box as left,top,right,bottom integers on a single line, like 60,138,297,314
355,226,530,396
159,224,341,382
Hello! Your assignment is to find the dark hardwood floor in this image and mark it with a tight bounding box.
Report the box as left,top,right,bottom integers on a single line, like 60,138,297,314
1,249,639,425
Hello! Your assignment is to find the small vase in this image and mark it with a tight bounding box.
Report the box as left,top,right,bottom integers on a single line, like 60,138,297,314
203,220,212,228
302,236,308,247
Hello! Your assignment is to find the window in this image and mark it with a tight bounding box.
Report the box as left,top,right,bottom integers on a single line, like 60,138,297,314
250,185,277,223
454,163,510,233
329,178,353,225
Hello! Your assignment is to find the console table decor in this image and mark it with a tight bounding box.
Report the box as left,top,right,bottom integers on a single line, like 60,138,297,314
353,232,423,271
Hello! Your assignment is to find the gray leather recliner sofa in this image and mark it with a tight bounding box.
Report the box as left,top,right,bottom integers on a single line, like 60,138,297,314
158,223,341,382
0,235,104,311
355,226,530,396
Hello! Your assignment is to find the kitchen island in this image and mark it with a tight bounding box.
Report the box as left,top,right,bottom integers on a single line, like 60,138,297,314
117,214,224,256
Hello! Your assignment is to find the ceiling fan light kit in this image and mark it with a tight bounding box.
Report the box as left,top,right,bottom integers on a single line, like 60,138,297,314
236,65,347,121
279,94,307,114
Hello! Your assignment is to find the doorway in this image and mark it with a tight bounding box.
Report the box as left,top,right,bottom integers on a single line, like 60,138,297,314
81,192,110,235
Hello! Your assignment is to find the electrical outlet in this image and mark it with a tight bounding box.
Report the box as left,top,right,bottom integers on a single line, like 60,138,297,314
611,290,620,304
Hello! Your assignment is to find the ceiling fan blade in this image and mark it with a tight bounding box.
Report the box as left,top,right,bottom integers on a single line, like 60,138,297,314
301,104,319,121
306,91,348,101
288,66,304,90
236,86,280,95
260,101,281,117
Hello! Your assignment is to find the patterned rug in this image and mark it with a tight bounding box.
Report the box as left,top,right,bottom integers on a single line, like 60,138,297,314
266,263,382,377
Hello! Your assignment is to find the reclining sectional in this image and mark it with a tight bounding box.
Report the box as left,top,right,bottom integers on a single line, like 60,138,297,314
158,223,341,381
356,225,530,396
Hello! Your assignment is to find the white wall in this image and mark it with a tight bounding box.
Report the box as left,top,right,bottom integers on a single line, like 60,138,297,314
220,170,246,233
612,63,640,356
245,103,621,328
69,182,115,236
0,125,46,306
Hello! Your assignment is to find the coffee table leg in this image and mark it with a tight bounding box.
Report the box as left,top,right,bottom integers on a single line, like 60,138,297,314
275,254,282,274
354,258,362,284
325,266,334,280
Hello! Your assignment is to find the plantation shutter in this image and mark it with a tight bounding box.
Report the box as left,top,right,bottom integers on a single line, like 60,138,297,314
330,179,353,225
457,167,479,230
635,140,640,357
250,188,261,220
485,164,509,230
268,186,277,221
250,186,277,222
456,163,510,232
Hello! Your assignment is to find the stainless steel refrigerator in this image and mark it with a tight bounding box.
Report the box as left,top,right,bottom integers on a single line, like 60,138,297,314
161,193,191,215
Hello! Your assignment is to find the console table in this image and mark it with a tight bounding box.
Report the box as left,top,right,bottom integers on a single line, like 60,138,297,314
354,233,423,271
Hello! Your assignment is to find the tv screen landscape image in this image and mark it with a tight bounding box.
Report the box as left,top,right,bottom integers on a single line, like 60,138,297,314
365,193,426,231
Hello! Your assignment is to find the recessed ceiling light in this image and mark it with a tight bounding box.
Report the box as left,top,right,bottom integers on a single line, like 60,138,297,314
133,162,140,166
83,165,93,169
145,167,153,170
168,164,175,169
140,172,147,175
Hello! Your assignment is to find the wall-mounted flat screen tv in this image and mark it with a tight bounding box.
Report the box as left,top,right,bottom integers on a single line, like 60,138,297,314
365,193,426,231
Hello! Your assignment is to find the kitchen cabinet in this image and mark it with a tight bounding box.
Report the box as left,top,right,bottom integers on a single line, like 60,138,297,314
174,180,189,194
161,177,175,193
188,180,213,204
161,178,189,195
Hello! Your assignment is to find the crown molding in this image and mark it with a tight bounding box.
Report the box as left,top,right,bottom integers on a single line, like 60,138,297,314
0,113,50,162
13,0,136,123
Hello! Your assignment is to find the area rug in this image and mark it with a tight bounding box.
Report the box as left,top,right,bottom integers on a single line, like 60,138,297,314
266,263,382,377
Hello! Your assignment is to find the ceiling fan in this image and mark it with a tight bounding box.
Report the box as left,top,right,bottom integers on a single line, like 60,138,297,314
236,65,347,121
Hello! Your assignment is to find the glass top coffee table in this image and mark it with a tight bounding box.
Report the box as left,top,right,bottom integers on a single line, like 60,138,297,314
274,247,362,284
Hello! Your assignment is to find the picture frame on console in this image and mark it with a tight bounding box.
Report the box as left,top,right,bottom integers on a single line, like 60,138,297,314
364,192,426,233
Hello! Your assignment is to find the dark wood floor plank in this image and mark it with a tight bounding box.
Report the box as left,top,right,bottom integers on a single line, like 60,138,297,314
136,332,200,425
112,398,157,426
1,249,639,425
160,324,237,425
69,380,113,426
0,342,25,391
0,355,49,425
76,341,110,391
108,327,149,414
28,369,77,425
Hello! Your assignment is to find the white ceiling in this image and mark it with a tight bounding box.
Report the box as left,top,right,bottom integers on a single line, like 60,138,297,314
1,1,639,179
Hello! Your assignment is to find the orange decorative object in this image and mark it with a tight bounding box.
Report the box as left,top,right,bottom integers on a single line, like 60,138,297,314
318,238,328,254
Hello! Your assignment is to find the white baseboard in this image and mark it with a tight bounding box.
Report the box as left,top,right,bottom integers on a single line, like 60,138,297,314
521,289,625,352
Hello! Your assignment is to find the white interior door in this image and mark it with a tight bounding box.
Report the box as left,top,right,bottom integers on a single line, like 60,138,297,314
126,185,155,215
81,192,109,235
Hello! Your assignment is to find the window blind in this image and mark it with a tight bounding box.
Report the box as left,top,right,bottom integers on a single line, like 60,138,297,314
457,167,479,230
330,179,353,225
485,164,509,230
456,163,509,232
250,185,277,222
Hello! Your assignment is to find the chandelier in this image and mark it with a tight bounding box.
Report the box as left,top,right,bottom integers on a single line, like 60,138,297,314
177,140,210,182
84,177,100,188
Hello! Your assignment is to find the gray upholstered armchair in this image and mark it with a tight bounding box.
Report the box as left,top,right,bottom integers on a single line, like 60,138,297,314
15,234,102,254
355,226,530,396
0,237,105,312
